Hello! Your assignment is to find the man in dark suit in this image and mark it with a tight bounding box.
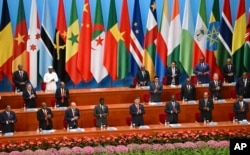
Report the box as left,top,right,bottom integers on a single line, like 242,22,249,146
64,102,80,129
180,78,196,101
165,95,180,124
233,95,249,121
12,64,29,92
193,57,210,84
129,97,145,126
0,105,17,134
199,92,214,122
136,65,150,86
55,82,70,107
149,76,163,102
37,102,53,130
22,83,37,108
94,98,109,127
209,73,223,99
166,61,181,85
222,58,236,83
236,72,250,98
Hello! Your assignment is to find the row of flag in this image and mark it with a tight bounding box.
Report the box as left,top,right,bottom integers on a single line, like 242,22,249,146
0,0,250,89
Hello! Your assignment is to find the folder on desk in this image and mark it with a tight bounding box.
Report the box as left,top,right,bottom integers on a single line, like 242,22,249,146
187,100,196,104
239,120,249,125
69,128,85,132
57,107,67,110
244,98,250,102
107,127,117,131
169,124,181,128
148,102,162,106
42,129,55,134
139,125,150,129
3,132,14,136
207,122,217,126
217,99,226,103
26,108,38,112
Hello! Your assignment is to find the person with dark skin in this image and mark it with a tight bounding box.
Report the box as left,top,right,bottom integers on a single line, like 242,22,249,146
12,64,29,92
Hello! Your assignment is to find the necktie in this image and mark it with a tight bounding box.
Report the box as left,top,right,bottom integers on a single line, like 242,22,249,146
100,105,103,112
7,112,10,118
61,89,64,102
20,71,23,78
205,100,207,106
43,109,49,125
172,102,175,108
142,71,145,78
228,65,231,71
244,79,247,87
72,109,75,117
187,85,190,92
215,81,217,86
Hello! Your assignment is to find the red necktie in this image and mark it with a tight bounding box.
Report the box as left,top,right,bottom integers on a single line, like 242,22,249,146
43,109,49,125
61,89,64,102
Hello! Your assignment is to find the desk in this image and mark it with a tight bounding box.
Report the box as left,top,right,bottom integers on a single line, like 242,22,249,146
0,85,235,109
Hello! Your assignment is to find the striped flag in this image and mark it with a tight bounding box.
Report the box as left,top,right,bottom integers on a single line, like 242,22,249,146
144,0,158,79
244,9,250,72
27,0,40,88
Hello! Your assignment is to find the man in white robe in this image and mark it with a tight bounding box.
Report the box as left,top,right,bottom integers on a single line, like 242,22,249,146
43,66,58,93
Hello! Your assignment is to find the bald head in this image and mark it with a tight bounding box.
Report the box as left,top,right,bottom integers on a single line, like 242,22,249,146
70,102,77,109
213,73,219,81
204,92,208,99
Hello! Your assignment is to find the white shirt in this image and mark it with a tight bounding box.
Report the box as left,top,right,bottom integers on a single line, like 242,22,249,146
43,72,58,92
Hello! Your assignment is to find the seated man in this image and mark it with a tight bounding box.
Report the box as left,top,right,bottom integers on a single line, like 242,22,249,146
236,72,250,98
166,61,181,85
233,95,249,121
23,83,37,108
129,97,145,126
180,78,196,101
12,64,29,92
222,58,236,83
136,65,150,86
64,102,80,129
149,75,163,102
193,57,210,84
93,98,109,127
0,105,17,134
165,95,180,124
199,92,214,122
209,73,223,100
55,82,70,107
37,102,53,130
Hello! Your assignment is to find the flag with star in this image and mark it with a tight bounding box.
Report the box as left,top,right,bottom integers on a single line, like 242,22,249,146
0,0,13,82
232,0,246,77
26,0,40,88
66,0,82,84
12,0,29,78
77,0,92,82
144,0,158,80
91,0,108,83
53,0,70,83
117,0,130,79
244,9,250,72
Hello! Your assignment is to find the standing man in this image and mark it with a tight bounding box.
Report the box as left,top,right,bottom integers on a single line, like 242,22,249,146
222,58,236,83
43,66,59,93
233,95,249,121
165,95,180,124
180,78,196,101
129,97,145,126
12,64,29,92
23,83,37,108
209,73,223,100
93,98,109,127
166,61,181,85
149,76,163,102
193,57,210,84
136,65,150,86
64,102,80,129
235,72,250,98
0,105,17,134
37,102,53,130
199,92,214,122
55,82,70,107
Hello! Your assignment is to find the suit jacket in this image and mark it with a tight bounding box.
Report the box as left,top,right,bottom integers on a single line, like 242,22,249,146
233,101,249,121
129,104,145,126
166,67,181,85
0,111,17,133
199,98,214,121
37,108,53,130
149,82,163,102
12,70,29,92
22,89,37,108
236,78,250,98
136,70,150,86
180,84,196,100
94,104,109,127
222,64,236,83
193,63,210,84
64,108,80,129
209,80,223,99
55,88,70,107
165,101,180,123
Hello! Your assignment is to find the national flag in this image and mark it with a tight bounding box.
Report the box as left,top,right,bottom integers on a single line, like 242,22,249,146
103,0,119,80
65,0,82,84
26,0,40,88
0,0,13,82
129,0,144,76
53,0,70,82
244,9,250,72
180,0,194,76
217,0,233,69
12,0,29,78
156,0,169,81
232,0,246,77
77,0,92,82
91,0,108,83
144,0,158,79
193,0,207,68
117,0,130,79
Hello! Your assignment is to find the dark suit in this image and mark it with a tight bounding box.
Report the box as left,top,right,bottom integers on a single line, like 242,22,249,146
22,89,37,108
64,108,80,129
166,67,181,85
209,80,223,99
94,104,109,127
193,63,210,84
222,64,236,83
136,70,150,86
165,101,180,124
233,101,249,121
236,78,250,98
37,108,53,130
129,104,145,126
180,84,196,100
12,70,29,92
149,82,163,102
55,88,70,107
199,98,214,122
0,111,17,133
